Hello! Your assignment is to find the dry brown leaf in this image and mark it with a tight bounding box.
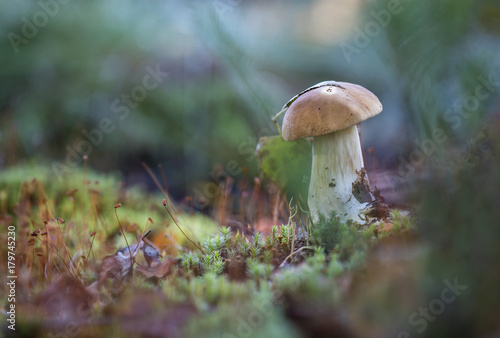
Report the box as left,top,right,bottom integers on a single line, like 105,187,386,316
135,257,175,279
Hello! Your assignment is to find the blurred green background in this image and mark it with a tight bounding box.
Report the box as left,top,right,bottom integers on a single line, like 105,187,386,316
1,0,499,200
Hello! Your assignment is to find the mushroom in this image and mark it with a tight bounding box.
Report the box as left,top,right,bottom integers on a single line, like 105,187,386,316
281,81,382,223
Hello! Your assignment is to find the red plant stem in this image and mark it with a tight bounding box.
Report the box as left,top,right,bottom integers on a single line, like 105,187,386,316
143,162,179,214
219,181,227,226
35,237,74,277
52,219,74,271
114,207,133,266
79,233,97,275
254,177,261,225
162,203,205,254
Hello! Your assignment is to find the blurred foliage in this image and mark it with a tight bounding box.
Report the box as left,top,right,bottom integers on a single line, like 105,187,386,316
0,1,279,196
0,164,219,260
414,122,500,337
364,0,500,145
1,0,499,194
256,136,311,206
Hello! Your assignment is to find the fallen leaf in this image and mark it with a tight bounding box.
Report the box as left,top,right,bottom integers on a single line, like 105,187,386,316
135,257,176,279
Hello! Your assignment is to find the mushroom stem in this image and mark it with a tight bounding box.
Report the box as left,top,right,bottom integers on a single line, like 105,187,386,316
309,125,367,223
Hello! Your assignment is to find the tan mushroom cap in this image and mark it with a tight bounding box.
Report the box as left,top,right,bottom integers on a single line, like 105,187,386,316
282,81,383,141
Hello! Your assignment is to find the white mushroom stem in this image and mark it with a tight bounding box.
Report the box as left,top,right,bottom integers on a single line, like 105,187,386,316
308,125,368,223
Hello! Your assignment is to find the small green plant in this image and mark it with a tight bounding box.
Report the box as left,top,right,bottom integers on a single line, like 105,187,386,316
311,212,367,260
280,225,291,245
182,253,201,275
247,258,271,281
200,250,224,275
306,246,326,268
391,210,414,231
238,239,251,256
271,225,278,242
249,245,260,259
265,235,273,247
252,232,263,249
227,248,237,260
263,250,273,264
326,254,344,278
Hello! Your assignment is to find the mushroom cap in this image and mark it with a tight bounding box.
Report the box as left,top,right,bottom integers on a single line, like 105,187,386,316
281,81,383,141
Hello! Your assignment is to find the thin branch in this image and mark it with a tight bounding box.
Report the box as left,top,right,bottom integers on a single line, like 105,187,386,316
278,246,316,269
162,201,205,254
114,205,133,266
271,107,287,138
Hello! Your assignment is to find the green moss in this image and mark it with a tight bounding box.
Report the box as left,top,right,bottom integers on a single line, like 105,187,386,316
311,213,368,261
0,164,122,220
256,136,311,204
0,163,378,338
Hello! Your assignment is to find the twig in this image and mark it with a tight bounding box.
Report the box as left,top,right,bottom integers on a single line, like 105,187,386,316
297,200,310,245
287,198,298,254
162,200,205,254
35,237,75,277
271,107,287,138
78,231,96,275
278,246,315,269
142,162,178,214
114,204,133,266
